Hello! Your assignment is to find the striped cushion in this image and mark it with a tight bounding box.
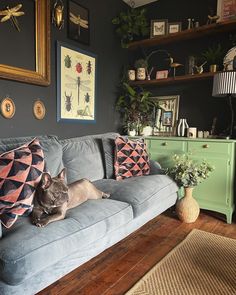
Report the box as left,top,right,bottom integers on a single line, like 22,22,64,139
0,138,45,228
114,136,150,181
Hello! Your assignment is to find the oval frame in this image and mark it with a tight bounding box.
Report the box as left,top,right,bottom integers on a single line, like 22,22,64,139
33,100,46,120
0,97,16,119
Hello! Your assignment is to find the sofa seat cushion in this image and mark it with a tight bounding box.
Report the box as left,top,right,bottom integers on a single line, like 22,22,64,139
0,199,132,285
93,175,178,217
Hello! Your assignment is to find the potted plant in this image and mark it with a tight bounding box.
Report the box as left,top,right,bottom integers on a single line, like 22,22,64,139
116,83,155,135
202,44,225,72
134,59,148,80
112,7,149,48
169,154,214,223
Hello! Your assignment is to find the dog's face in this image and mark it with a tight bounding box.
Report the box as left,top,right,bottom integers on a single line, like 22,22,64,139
37,169,69,210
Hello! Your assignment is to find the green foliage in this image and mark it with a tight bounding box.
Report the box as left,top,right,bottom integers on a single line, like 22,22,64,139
134,58,148,69
168,154,214,188
116,83,156,129
112,8,149,48
202,44,225,65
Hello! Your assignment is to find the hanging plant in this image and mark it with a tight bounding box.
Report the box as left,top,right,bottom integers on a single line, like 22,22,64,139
112,8,149,48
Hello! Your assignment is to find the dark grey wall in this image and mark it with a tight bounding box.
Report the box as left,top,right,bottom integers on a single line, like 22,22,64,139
0,0,127,139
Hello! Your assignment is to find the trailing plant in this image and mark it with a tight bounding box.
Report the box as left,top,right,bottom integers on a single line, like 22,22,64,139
134,58,148,69
168,154,214,188
116,83,156,131
112,8,149,48
202,44,225,65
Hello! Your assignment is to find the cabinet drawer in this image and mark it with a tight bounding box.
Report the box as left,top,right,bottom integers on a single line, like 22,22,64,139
149,139,184,152
188,141,230,155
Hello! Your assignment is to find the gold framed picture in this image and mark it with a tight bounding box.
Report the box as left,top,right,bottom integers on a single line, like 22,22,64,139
0,97,16,119
33,100,46,120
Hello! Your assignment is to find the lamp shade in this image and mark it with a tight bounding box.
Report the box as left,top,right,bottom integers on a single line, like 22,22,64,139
212,71,236,97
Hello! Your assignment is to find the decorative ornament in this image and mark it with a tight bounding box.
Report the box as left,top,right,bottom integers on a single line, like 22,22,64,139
0,4,25,32
52,0,64,30
69,12,89,36
33,100,46,120
0,96,16,119
223,46,236,71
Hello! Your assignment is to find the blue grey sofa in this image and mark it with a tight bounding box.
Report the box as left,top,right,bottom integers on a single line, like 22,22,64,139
0,133,178,295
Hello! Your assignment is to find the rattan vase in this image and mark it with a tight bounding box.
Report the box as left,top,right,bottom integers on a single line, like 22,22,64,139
176,187,200,223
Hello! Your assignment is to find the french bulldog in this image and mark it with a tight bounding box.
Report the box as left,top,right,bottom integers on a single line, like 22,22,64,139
32,169,110,227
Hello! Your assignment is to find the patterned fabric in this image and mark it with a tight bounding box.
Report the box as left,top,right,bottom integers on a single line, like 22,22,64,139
114,136,150,181
0,138,45,228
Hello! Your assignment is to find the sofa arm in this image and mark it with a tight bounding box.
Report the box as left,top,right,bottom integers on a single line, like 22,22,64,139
149,160,166,175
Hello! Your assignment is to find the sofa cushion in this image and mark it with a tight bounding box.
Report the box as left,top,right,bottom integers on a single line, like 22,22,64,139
0,135,63,178
0,199,132,285
0,138,45,228
114,136,150,181
93,175,178,217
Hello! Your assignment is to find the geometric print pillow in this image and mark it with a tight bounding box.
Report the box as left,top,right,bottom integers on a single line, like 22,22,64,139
114,136,150,181
0,138,45,228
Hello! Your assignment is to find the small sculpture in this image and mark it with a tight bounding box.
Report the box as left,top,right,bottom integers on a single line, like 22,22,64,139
52,0,64,30
193,61,207,74
170,62,183,78
0,4,25,32
207,15,220,25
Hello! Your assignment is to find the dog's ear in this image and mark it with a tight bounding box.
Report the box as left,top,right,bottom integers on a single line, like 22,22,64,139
41,173,52,190
57,168,66,180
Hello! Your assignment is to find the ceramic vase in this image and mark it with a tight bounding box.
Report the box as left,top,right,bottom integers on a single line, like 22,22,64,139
136,68,146,80
176,187,200,223
177,118,189,137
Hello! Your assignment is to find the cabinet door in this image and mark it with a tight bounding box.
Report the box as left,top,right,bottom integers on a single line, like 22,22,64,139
187,141,233,209
147,139,186,169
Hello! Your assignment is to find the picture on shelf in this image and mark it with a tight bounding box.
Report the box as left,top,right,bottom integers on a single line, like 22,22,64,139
168,22,182,34
150,19,168,38
217,0,236,22
152,95,180,136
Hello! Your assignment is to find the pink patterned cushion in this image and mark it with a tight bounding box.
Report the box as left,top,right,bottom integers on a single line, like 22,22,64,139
114,136,150,181
0,138,45,228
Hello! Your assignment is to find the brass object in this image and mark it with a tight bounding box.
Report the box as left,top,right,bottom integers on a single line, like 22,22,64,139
207,15,220,25
162,142,168,146
52,0,64,30
203,144,209,148
209,64,218,73
193,61,207,74
0,97,16,119
33,100,46,120
0,4,25,32
0,0,50,86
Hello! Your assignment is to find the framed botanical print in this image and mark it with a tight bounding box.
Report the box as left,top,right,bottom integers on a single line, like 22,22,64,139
68,0,90,45
152,95,180,136
57,42,96,123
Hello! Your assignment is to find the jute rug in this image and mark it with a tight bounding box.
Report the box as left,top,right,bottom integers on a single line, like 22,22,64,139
125,229,236,295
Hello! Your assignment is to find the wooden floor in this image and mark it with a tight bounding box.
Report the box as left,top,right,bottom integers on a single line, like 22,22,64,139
38,210,236,295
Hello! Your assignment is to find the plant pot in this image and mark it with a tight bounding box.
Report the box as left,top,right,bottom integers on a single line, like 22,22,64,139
176,187,200,223
209,64,218,73
136,68,146,80
141,126,153,136
128,129,136,136
128,70,136,81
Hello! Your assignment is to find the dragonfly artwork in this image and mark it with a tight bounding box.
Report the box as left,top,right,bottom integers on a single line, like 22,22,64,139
0,4,25,32
69,12,89,37
65,74,91,111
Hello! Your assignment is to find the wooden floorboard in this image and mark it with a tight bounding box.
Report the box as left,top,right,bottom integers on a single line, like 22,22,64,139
37,210,236,295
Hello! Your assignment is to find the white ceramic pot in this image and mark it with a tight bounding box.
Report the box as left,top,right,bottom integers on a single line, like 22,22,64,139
128,70,136,81
128,130,136,136
141,126,153,136
136,68,146,80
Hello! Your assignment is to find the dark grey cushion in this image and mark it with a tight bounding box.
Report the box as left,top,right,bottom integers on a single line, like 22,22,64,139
102,136,116,179
0,135,64,178
93,175,178,217
0,199,132,285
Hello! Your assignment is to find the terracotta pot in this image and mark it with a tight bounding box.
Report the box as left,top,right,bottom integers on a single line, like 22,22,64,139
209,64,218,73
176,187,200,223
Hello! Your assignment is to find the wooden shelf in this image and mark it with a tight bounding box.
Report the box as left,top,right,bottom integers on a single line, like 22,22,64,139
128,19,236,50
129,72,215,86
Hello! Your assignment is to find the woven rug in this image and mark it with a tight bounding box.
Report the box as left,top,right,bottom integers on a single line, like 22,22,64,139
125,229,236,295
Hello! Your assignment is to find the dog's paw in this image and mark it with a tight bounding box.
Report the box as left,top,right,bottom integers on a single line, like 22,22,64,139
102,192,110,199
35,219,48,227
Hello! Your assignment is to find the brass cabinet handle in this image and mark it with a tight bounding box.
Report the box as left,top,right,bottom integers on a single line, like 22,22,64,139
203,144,209,148
162,142,168,146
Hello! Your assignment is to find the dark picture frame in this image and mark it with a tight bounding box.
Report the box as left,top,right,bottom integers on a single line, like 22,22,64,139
168,22,182,34
150,19,168,38
0,0,50,86
57,41,97,123
68,0,90,45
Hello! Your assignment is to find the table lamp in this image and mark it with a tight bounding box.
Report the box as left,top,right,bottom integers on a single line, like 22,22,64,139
212,71,236,138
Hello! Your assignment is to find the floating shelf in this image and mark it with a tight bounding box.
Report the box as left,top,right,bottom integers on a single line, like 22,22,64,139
129,72,216,86
128,19,236,50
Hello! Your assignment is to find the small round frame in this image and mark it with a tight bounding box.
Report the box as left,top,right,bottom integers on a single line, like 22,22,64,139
33,100,46,120
0,97,16,119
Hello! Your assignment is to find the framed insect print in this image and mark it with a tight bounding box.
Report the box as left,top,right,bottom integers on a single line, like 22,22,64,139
150,19,168,38
57,42,96,123
0,0,50,86
68,0,89,45
152,95,180,136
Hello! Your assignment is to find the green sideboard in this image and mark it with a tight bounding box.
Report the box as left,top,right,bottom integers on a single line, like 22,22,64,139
145,136,235,224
